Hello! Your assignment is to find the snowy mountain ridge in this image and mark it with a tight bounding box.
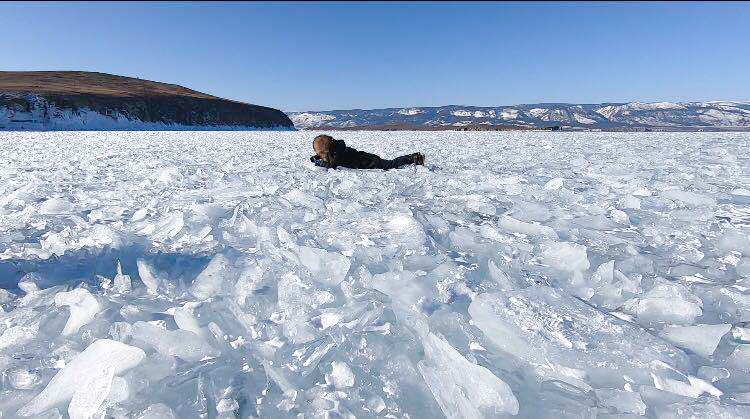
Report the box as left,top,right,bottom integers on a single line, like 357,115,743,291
287,101,750,130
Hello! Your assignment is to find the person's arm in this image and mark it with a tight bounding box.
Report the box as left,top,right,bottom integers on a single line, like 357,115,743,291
310,155,335,169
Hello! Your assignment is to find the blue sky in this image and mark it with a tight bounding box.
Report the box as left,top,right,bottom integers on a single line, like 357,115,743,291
2,2,749,111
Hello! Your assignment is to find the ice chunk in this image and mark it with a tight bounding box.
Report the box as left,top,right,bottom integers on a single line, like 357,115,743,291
326,361,355,389
468,201,497,218
131,321,218,362
531,379,597,418
610,208,629,224
417,332,519,417
109,321,134,343
39,198,73,215
633,187,652,197
623,279,703,325
469,288,690,387
150,211,184,241
659,324,731,358
650,361,722,398
106,376,130,404
723,344,750,373
263,360,297,395
697,366,730,383
594,388,646,415
113,261,132,293
371,270,438,309
0,324,39,350
295,246,351,287
733,326,750,343
6,367,42,390
544,177,564,190
282,189,325,211
0,288,16,303
190,253,231,299
539,241,590,273
662,190,716,207
718,230,750,255
68,365,114,419
19,274,42,293
587,260,641,309
366,395,386,413
511,200,551,222
737,258,750,278
131,207,149,222
498,215,558,239
467,197,496,216
17,339,145,417
173,306,206,338
155,167,181,184
653,399,749,419
138,403,176,419
137,259,162,295
539,241,591,298
234,261,265,304
55,288,101,336
619,195,641,210
488,260,517,291
216,398,239,413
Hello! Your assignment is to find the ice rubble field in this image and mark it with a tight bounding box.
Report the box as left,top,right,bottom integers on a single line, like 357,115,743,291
0,131,750,419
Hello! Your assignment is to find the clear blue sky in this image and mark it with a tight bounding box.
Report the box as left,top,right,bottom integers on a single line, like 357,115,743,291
2,1,749,111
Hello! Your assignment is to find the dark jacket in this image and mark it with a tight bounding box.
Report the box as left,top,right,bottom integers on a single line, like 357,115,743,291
311,139,417,170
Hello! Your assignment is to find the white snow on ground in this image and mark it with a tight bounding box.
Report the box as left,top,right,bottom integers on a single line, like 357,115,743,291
398,108,423,116
1,131,750,418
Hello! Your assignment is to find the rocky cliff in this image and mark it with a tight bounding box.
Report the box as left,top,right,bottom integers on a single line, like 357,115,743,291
0,71,294,130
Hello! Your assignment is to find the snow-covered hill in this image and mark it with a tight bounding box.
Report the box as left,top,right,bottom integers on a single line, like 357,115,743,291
288,101,750,130
0,72,294,131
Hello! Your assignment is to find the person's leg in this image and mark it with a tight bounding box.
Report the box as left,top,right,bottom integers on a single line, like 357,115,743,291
378,153,421,170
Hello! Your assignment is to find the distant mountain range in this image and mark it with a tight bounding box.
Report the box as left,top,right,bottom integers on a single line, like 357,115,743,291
0,72,293,130
287,101,750,131
3,73,747,132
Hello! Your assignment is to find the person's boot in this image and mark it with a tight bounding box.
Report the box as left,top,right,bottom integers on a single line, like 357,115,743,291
413,153,425,166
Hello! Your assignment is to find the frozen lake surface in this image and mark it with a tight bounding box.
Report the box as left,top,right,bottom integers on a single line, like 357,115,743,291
1,130,749,418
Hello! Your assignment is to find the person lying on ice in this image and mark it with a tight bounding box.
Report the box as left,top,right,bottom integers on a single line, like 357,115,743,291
310,134,425,170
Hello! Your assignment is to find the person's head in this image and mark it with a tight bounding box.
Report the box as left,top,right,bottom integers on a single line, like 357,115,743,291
313,134,334,163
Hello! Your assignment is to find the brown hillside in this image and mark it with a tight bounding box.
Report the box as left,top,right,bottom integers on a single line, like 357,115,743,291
0,71,293,128
0,71,218,99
